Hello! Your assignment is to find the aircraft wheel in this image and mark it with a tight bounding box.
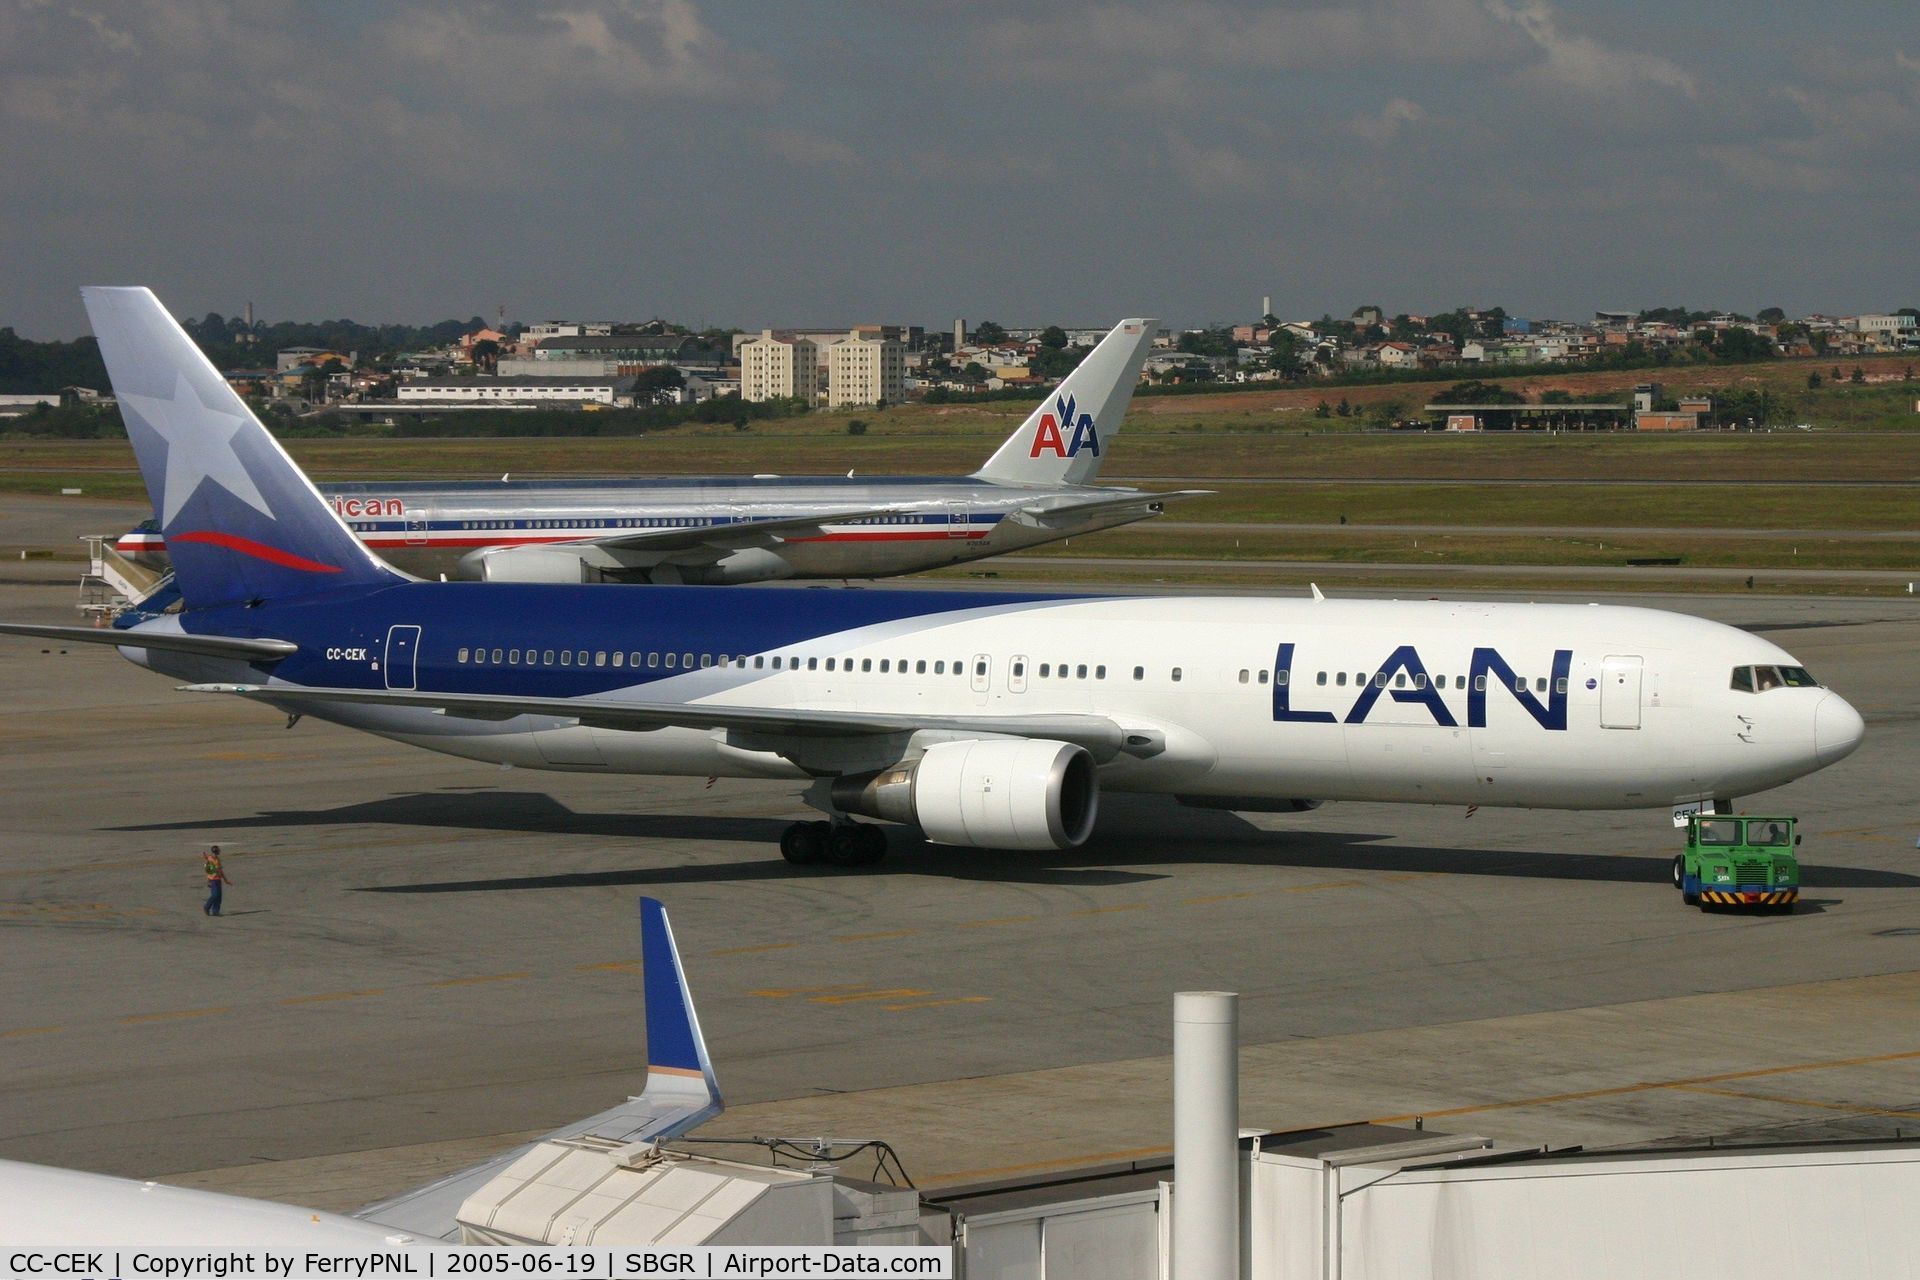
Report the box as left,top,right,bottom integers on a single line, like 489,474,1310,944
780,821,828,865
827,823,883,868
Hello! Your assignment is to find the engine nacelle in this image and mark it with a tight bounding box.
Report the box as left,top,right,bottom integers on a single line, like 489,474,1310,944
831,738,1099,850
461,546,595,583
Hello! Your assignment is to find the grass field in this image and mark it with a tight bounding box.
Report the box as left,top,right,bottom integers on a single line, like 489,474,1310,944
4,353,1914,595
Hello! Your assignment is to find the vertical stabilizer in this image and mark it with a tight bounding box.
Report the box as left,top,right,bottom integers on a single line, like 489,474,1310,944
973,317,1158,487
638,895,723,1114
81,287,405,609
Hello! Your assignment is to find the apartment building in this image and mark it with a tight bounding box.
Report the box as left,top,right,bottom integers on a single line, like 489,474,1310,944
739,330,819,403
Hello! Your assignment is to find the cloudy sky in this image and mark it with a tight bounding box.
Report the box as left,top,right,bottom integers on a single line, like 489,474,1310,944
3,0,1916,338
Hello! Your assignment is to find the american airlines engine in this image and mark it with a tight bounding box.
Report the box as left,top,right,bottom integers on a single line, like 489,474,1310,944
0,288,1868,871
111,318,1198,588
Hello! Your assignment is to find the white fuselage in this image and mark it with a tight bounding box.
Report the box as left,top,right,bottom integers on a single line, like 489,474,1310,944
143,596,1862,814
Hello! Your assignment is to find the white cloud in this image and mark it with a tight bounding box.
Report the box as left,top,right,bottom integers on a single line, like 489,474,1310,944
1349,98,1425,145
1484,0,1699,102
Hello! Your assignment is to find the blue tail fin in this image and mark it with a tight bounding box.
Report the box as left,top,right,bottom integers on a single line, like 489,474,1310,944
81,287,406,610
640,896,721,1105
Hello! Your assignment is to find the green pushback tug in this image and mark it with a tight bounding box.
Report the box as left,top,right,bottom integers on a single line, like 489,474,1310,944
1673,814,1800,911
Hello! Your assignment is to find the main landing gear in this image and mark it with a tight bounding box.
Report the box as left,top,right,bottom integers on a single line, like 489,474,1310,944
780,820,888,868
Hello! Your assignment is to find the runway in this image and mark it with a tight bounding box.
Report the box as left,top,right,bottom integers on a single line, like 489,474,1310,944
2,530,1919,1214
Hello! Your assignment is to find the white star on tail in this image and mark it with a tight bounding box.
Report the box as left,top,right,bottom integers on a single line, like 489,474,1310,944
118,373,273,527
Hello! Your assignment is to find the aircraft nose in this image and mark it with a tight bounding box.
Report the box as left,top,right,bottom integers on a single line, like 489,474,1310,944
1814,693,1865,766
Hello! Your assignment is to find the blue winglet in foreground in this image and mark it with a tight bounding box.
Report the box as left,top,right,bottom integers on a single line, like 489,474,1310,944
356,896,723,1240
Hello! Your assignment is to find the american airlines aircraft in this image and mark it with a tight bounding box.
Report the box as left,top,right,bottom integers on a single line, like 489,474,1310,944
109,317,1198,586
3,288,1865,867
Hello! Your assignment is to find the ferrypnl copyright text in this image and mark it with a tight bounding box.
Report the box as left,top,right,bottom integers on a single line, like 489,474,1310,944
3,1251,949,1280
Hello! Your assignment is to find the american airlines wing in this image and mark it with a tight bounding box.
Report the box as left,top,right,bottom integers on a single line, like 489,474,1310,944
182,682,1135,758
586,506,918,557
1008,488,1212,530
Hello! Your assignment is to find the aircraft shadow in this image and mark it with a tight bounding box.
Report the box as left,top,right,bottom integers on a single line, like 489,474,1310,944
106,789,1920,896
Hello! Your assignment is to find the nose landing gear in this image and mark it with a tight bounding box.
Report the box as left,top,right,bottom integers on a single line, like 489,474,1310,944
779,819,888,868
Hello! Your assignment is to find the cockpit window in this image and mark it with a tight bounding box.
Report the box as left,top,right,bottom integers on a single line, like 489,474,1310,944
1731,664,1819,693
1697,818,1742,846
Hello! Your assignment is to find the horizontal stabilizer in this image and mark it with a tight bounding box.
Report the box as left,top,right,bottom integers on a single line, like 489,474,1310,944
1009,487,1211,530
356,896,721,1240
0,622,295,660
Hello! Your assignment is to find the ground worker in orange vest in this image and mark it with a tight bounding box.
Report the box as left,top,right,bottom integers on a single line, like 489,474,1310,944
203,844,233,917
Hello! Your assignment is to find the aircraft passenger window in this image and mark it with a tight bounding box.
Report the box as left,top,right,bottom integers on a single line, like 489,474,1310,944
681,653,692,667
917,660,928,674
492,649,502,663
1039,663,1050,677
701,655,713,669
826,658,837,671
612,653,623,667
1513,677,1526,692
664,654,677,669
647,653,658,668
511,649,522,663
862,659,873,672
1474,675,1486,692
1096,666,1107,679
1413,674,1427,690
810,657,820,671
595,652,607,667
1317,672,1327,686
1730,666,1754,693
1238,670,1250,684
1393,674,1407,688
561,651,572,666
1336,672,1347,687
935,661,946,675
1374,673,1387,688
772,656,783,670
881,659,891,673
1172,667,1183,682
1076,665,1088,678
980,661,991,676
1012,660,1024,677
1535,677,1547,693
1555,677,1567,694
1456,676,1467,689
754,656,764,669
458,647,470,663
1133,666,1144,680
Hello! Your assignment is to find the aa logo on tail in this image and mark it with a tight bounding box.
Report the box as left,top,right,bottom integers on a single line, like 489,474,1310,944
1029,394,1101,459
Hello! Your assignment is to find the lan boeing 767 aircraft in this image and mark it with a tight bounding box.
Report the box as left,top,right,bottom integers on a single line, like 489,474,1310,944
1,288,1865,866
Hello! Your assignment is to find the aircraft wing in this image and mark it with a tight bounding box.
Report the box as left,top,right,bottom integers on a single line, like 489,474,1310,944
356,898,722,1240
183,682,1133,758
579,507,917,557
0,622,296,661
1007,488,1211,530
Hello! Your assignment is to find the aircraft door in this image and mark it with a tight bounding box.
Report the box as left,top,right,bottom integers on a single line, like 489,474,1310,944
384,624,421,690
1009,655,1029,694
946,499,972,538
1600,655,1643,729
970,653,991,694
405,511,429,545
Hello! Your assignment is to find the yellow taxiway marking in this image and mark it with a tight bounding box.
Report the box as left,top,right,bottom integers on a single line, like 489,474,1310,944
929,1144,1172,1185
955,915,1040,929
1370,1047,1920,1126
1671,1085,1920,1120
1181,891,1262,906
834,930,918,943
278,989,384,1006
1068,904,1151,917
429,972,530,988
749,986,866,999
575,960,643,973
120,1006,229,1025
711,942,800,956
881,996,992,1012
1,1025,63,1038
808,988,931,1005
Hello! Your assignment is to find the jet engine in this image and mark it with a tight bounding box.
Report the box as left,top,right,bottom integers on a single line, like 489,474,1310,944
460,546,597,583
830,738,1099,850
